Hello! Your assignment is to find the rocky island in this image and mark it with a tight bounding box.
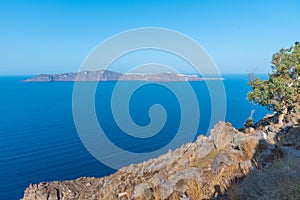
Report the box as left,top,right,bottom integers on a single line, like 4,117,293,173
22,70,223,82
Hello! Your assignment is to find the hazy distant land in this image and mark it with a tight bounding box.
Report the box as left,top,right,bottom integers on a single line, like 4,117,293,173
22,70,224,82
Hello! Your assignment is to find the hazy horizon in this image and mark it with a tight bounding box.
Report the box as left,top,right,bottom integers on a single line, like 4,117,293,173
1,0,299,75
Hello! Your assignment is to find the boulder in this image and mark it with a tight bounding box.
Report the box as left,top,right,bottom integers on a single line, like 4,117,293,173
195,137,215,159
210,122,236,149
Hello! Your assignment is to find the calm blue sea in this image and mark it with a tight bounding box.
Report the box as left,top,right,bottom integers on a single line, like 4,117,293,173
0,75,269,199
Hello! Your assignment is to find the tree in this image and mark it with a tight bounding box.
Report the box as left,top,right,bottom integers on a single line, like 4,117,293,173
247,42,300,124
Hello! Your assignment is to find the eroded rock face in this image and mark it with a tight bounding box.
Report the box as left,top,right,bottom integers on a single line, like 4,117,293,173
22,178,104,200
22,121,290,200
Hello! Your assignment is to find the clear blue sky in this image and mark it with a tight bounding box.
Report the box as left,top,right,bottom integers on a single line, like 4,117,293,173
0,0,299,75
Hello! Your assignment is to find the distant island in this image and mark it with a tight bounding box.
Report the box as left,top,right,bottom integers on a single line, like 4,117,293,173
22,70,224,82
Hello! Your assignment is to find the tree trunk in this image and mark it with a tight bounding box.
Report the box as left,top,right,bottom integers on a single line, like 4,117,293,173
278,107,288,125
296,103,300,119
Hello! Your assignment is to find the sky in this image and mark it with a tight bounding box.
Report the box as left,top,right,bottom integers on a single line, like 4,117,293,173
0,0,300,75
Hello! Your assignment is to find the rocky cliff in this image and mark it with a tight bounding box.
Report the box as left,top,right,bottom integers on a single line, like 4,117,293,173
22,114,300,200
22,70,211,82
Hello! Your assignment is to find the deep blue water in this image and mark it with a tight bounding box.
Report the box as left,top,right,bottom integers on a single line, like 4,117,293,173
0,75,269,199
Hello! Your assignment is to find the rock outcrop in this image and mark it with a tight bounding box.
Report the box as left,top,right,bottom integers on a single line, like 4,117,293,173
22,120,300,200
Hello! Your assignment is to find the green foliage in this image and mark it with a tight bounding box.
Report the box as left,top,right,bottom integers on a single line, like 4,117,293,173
247,42,300,113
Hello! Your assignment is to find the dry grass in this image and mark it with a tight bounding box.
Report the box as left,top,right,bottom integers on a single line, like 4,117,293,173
192,148,219,168
153,186,160,200
185,179,203,200
228,154,300,200
240,138,259,160
125,189,132,200
168,191,181,200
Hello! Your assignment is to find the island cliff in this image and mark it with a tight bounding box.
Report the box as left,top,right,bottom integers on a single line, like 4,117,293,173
22,113,300,200
22,70,223,82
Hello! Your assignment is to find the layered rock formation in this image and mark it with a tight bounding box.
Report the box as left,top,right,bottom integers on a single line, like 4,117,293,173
22,118,300,200
22,70,215,82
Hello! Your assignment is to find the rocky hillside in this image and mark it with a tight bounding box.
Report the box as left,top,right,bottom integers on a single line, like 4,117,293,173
22,116,300,200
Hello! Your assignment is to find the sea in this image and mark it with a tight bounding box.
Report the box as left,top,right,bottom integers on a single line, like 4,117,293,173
0,74,269,199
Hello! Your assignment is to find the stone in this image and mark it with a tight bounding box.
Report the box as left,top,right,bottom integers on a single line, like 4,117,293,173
48,188,58,200
258,149,274,166
196,138,215,159
212,151,234,174
132,183,153,199
160,168,203,199
239,160,253,174
118,192,127,198
248,127,256,134
281,122,294,133
267,125,277,133
210,122,236,149
267,131,276,140
180,193,191,200
257,140,276,153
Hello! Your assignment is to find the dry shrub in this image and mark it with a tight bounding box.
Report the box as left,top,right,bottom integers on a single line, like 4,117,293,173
185,179,203,200
241,138,259,160
228,154,300,200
